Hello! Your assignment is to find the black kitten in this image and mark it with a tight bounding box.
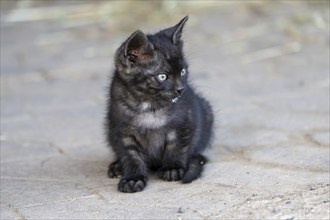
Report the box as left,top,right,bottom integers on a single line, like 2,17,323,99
105,16,213,193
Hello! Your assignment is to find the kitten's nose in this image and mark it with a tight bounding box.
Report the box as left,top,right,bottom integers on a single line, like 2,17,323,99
176,87,184,95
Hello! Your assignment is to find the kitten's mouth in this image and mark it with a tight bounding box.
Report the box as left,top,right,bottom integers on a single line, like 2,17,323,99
172,97,180,103
165,92,182,104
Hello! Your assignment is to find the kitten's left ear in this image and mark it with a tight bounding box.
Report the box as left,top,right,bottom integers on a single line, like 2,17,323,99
165,16,189,45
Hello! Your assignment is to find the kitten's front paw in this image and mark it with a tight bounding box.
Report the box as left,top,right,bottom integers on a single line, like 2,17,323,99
118,176,147,193
108,160,122,178
159,168,185,181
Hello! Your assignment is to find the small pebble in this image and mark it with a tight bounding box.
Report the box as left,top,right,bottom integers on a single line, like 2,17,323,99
309,186,316,191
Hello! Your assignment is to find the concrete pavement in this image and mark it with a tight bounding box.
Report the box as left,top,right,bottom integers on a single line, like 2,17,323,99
1,1,329,219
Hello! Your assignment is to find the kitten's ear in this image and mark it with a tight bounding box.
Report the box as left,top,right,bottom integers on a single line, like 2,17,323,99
124,30,154,63
165,16,189,45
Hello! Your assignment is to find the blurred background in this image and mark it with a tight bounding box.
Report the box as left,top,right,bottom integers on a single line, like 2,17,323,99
1,0,329,78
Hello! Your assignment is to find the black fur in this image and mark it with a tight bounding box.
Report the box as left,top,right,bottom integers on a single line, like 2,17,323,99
105,16,213,193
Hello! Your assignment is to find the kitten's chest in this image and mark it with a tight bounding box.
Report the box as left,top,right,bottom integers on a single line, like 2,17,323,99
135,129,166,161
132,107,169,129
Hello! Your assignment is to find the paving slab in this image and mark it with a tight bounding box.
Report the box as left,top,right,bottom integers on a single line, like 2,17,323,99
1,1,329,219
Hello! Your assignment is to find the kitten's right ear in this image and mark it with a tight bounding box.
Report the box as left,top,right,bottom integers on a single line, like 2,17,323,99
124,30,154,64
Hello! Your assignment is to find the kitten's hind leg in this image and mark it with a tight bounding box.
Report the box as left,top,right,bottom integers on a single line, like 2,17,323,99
182,154,208,183
108,160,122,178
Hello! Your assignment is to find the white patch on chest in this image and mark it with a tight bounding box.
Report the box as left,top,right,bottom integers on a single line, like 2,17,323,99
133,109,168,129
122,137,135,146
140,102,151,111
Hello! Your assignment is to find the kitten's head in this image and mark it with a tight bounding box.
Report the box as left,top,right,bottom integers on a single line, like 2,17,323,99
115,16,189,104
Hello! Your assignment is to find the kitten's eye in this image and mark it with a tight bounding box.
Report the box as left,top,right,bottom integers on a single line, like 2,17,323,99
181,69,186,76
157,73,168,82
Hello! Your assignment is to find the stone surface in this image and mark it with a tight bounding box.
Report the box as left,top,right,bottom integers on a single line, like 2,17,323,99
1,1,329,219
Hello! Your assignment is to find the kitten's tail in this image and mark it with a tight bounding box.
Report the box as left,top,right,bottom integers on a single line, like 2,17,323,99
182,154,208,183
